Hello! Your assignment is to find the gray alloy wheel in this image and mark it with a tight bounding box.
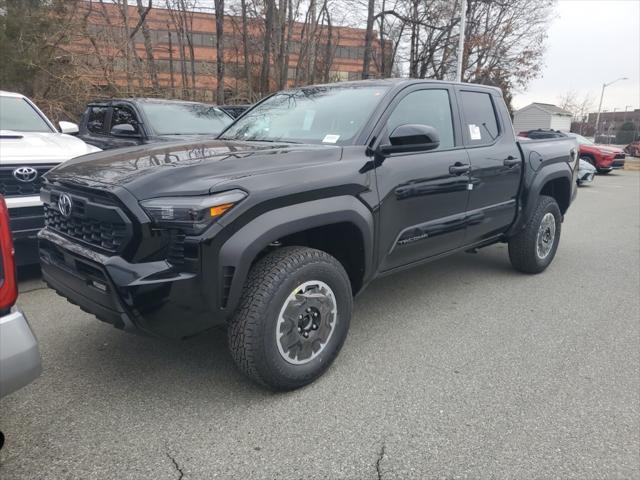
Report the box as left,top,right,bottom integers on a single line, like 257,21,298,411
508,195,561,274
276,280,338,365
228,246,352,390
536,212,556,260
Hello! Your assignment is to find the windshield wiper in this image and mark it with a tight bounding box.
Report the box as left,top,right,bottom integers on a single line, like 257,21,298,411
219,137,301,144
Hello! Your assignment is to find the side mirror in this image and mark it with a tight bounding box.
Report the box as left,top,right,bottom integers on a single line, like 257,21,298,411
379,124,440,155
59,121,79,135
110,123,139,137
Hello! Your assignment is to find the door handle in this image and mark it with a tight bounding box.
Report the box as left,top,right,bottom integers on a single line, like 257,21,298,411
503,156,520,167
449,163,471,175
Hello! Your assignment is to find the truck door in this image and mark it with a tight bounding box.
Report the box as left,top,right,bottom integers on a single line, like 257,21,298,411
374,85,471,272
456,88,522,243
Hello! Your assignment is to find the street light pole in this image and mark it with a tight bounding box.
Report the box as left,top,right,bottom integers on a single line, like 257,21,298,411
455,0,467,83
594,77,628,140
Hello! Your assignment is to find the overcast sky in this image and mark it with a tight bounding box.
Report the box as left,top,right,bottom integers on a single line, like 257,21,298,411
511,0,640,112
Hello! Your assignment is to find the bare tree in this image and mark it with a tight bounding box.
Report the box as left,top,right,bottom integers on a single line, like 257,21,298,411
214,0,225,103
559,90,595,134
136,0,159,90
362,0,375,78
260,0,275,95
239,0,253,99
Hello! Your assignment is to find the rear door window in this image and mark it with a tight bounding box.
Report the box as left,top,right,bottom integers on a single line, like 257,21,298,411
459,91,500,146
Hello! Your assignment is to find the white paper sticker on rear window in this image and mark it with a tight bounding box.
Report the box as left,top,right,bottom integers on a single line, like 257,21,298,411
322,134,340,144
469,124,481,140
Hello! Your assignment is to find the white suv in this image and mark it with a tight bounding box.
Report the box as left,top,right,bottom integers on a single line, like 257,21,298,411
0,91,101,265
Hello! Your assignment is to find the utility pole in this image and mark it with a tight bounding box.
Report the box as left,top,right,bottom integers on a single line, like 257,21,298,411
594,77,628,140
455,0,467,82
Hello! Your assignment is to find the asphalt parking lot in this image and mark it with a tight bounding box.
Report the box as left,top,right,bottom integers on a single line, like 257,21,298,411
1,171,639,480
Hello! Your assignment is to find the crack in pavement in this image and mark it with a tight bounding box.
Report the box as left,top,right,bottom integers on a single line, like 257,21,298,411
375,440,386,480
166,451,184,480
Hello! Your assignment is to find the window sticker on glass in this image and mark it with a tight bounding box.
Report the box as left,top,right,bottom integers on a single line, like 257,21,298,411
469,124,482,141
322,134,341,143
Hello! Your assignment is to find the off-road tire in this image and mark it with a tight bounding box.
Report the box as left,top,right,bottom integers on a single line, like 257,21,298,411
508,195,562,274
228,246,352,390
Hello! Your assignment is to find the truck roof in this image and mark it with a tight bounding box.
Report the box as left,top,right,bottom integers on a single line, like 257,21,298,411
293,78,503,94
86,97,220,107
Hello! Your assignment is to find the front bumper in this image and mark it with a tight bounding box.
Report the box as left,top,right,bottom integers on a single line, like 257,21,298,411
598,155,626,171
8,201,45,266
0,307,42,398
8,199,44,240
578,171,595,183
611,158,626,169
39,229,221,339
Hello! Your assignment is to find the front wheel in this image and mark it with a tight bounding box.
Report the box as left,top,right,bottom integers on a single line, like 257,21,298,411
228,246,352,390
508,195,562,274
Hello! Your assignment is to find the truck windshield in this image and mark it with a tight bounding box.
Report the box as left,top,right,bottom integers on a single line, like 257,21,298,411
141,102,233,135
220,85,389,145
0,97,53,133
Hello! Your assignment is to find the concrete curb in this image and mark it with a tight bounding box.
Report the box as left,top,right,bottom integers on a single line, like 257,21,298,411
624,157,640,171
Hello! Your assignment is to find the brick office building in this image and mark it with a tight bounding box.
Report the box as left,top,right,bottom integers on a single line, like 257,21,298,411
66,2,383,103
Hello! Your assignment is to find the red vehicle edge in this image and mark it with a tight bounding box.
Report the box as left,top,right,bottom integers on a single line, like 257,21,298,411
518,130,625,174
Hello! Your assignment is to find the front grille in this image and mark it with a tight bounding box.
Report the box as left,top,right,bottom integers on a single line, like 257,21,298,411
0,165,54,196
614,153,625,159
43,189,132,254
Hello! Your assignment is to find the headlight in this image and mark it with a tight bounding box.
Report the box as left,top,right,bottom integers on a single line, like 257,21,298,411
140,189,247,234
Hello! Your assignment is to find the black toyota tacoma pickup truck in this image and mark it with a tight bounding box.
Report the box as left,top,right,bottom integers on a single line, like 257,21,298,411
39,79,578,390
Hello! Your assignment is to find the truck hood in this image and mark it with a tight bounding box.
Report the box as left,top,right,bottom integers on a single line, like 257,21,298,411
583,144,624,155
0,130,101,164
45,139,343,199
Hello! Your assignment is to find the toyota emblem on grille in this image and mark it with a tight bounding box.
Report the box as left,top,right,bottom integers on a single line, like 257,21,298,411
58,193,73,218
12,166,38,183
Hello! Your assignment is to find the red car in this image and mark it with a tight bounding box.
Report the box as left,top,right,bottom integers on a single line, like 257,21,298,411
625,140,640,157
568,133,626,174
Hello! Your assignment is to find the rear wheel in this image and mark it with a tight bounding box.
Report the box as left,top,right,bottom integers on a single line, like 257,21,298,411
597,168,611,174
508,195,562,274
228,246,352,390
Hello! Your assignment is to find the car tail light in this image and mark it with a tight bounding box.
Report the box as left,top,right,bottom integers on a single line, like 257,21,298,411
0,196,18,312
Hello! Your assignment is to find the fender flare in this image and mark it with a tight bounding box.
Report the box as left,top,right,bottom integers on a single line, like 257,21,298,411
508,162,573,236
218,195,375,314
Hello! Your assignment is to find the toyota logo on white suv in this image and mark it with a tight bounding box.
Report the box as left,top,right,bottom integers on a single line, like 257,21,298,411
12,166,38,183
